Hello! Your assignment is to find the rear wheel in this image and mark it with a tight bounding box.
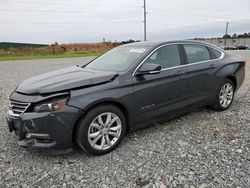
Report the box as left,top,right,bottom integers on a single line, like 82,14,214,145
211,79,235,111
76,105,126,155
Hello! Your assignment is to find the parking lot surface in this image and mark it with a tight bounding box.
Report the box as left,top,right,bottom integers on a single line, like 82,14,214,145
0,52,249,187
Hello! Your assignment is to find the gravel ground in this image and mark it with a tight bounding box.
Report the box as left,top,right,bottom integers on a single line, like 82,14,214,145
0,52,249,188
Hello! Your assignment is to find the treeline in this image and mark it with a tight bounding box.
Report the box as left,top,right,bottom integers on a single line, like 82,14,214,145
0,39,140,50
0,39,141,57
0,42,48,49
120,39,141,44
223,32,250,39
194,32,250,40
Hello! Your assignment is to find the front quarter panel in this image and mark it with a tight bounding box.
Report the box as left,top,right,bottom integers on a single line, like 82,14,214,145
68,74,135,125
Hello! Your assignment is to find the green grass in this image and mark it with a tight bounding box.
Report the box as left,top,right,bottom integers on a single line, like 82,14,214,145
0,50,106,61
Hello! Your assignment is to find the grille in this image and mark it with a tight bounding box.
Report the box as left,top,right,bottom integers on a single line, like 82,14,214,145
9,100,31,116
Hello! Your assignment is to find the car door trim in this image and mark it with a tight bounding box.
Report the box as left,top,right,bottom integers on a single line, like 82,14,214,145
132,43,225,77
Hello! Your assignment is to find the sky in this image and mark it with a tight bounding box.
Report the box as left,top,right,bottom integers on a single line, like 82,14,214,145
0,0,250,44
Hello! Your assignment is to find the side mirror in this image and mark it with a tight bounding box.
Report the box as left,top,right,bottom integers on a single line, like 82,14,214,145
136,63,161,76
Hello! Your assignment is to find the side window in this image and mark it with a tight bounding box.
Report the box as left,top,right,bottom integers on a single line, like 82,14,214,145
144,45,181,69
183,44,211,63
209,47,222,59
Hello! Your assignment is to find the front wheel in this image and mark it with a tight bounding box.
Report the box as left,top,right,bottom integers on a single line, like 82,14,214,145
211,79,235,111
76,105,126,155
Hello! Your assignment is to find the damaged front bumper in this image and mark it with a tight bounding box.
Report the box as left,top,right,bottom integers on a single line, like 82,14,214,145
7,105,81,154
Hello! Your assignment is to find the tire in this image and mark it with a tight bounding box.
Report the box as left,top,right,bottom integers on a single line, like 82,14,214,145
76,104,126,155
210,79,235,111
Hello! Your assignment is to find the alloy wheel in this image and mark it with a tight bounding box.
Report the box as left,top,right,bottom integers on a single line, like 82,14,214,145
219,83,234,108
88,112,122,150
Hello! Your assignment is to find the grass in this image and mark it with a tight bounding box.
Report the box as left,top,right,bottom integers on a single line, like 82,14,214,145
0,50,106,61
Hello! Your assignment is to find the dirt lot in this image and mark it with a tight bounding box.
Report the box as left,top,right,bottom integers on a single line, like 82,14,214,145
0,51,249,187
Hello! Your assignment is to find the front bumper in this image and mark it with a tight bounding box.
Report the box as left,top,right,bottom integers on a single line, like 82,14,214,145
7,105,81,153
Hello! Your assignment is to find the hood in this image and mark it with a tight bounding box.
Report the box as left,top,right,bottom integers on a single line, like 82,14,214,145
16,66,118,95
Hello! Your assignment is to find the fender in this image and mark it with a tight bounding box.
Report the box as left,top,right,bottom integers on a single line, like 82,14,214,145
215,61,244,89
216,62,240,77
68,80,135,127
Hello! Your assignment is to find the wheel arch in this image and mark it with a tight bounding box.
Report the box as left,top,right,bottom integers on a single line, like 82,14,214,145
216,62,242,90
72,99,131,142
225,75,237,89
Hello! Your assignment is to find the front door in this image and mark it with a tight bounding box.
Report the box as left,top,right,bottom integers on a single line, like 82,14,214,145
132,44,188,124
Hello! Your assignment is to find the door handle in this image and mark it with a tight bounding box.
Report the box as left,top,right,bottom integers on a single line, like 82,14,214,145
210,64,217,69
175,70,185,76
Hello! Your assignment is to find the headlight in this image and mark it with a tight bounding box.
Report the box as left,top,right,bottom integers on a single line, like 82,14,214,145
33,96,68,113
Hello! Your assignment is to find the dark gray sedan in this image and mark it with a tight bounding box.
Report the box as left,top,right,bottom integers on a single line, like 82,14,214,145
7,40,245,155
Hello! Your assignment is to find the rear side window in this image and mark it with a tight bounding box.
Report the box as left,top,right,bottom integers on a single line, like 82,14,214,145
183,44,211,64
209,47,222,59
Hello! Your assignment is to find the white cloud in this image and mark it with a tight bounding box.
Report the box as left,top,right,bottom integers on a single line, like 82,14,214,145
0,0,249,43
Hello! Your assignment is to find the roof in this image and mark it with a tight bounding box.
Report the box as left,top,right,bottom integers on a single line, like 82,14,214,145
123,40,212,48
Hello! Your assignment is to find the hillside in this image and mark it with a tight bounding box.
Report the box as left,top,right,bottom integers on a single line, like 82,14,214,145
0,42,48,49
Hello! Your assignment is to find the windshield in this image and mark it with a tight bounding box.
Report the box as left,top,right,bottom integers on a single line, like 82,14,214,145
85,46,148,71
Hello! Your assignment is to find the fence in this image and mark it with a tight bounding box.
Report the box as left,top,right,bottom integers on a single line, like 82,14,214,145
197,38,250,47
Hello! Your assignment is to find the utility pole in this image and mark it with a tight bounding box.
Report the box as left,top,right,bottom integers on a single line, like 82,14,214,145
224,21,229,46
143,0,147,41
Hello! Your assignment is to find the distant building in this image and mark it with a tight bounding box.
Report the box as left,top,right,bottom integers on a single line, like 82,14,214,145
196,38,250,47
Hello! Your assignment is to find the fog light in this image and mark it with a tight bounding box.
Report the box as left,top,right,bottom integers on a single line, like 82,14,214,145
26,133,50,139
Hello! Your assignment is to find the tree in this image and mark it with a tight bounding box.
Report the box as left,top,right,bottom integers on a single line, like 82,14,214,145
243,33,248,38
121,39,136,44
223,34,231,39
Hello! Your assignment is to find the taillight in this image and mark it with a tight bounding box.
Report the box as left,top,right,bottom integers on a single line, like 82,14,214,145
243,60,247,65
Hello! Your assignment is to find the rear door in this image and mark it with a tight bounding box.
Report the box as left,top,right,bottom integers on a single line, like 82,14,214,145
132,44,189,123
182,44,221,103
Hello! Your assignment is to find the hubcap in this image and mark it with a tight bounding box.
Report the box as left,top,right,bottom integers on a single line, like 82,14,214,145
219,83,234,108
88,112,122,150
